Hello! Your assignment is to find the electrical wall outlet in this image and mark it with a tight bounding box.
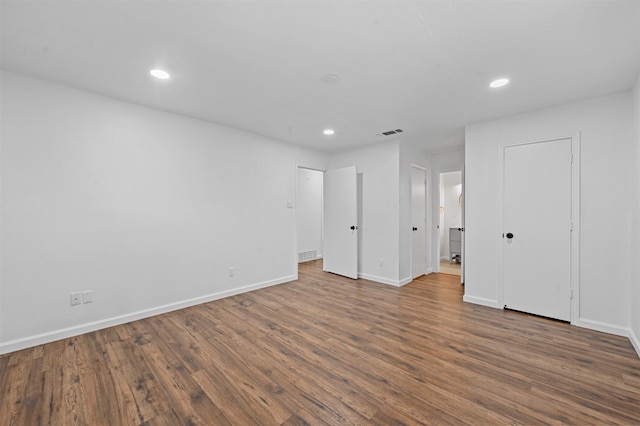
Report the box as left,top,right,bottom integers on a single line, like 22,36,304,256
229,266,235,277
70,292,82,306
82,290,93,304
379,258,384,267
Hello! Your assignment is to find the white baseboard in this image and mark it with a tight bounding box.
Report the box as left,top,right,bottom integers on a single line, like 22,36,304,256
398,276,413,287
298,255,323,263
463,295,501,309
455,301,640,358
0,275,296,355
359,271,437,286
574,319,640,359
358,273,405,287
629,328,640,359
573,318,630,337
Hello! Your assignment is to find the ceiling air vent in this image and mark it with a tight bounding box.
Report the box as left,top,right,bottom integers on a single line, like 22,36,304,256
379,129,404,136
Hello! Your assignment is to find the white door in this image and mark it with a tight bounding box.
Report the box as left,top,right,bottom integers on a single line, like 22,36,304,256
503,138,572,321
411,167,426,278
323,166,358,279
460,166,465,284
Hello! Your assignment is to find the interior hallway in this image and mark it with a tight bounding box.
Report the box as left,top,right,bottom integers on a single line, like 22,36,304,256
439,259,461,276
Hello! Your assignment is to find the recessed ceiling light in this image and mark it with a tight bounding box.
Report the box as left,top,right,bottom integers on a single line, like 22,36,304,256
321,74,340,85
323,129,335,135
150,69,171,80
489,78,509,88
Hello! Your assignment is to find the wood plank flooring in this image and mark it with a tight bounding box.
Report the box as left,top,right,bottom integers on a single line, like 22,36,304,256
1,259,639,425
438,259,461,276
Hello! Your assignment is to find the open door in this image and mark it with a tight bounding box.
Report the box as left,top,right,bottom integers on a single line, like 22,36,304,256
323,166,358,279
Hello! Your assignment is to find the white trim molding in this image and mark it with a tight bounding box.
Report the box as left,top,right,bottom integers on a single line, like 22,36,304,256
0,275,296,355
573,318,631,338
463,295,501,309
358,273,411,287
398,276,413,287
629,328,640,358
574,319,640,358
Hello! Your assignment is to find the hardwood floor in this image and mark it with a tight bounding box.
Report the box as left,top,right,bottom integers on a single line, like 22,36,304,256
439,259,461,276
1,259,639,425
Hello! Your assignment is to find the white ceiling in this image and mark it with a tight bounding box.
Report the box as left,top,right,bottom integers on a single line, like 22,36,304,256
1,1,639,153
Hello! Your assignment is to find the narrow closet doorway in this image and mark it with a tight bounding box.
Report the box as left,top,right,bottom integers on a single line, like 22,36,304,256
296,167,324,267
438,171,462,276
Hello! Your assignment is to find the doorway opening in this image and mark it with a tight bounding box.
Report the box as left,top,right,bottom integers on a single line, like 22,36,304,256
296,167,324,269
438,171,462,276
296,165,361,280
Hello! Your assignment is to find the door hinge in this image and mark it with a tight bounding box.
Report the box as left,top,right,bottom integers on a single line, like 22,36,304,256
570,289,573,299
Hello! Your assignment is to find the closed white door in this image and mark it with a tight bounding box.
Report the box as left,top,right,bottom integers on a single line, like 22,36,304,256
503,138,572,321
323,166,358,279
411,167,426,278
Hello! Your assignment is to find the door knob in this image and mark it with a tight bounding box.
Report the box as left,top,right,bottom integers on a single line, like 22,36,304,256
412,227,418,231
350,225,358,230
506,232,514,239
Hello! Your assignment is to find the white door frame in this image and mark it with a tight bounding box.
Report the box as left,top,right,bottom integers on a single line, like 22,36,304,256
496,133,581,324
410,164,428,278
433,167,464,274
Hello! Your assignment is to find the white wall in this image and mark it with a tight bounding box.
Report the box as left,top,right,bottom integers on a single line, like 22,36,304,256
465,92,634,336
296,168,323,261
0,71,328,353
329,141,404,285
631,74,640,355
429,148,465,173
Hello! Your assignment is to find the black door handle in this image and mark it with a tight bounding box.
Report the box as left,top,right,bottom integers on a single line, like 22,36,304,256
506,232,514,239
350,225,358,230
412,227,418,231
